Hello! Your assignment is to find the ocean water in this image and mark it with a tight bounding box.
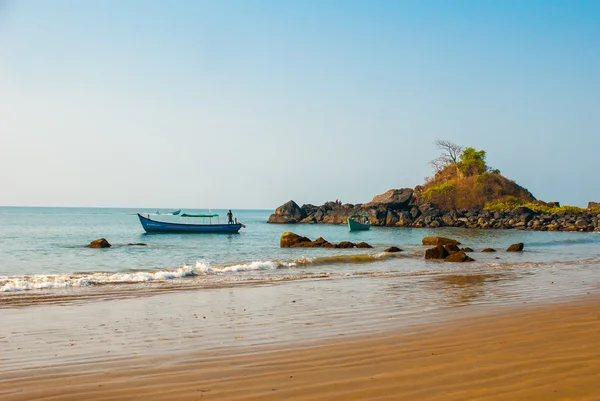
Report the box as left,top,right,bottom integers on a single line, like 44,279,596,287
1,207,600,306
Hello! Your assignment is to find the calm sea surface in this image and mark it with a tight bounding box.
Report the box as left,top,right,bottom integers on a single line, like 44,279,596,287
1,207,600,306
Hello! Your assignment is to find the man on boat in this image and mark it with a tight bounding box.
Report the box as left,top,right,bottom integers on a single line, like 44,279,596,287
227,210,234,224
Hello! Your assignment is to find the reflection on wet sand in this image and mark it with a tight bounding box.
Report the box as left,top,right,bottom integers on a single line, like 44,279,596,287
427,271,516,306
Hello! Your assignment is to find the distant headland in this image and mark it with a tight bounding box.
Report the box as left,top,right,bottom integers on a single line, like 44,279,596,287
268,141,600,232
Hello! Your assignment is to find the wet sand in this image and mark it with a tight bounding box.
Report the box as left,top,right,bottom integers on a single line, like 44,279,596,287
2,292,600,400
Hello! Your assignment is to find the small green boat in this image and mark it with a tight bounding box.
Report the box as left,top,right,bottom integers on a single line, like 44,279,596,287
348,214,371,231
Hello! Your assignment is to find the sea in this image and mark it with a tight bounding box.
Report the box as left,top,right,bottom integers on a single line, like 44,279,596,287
2,207,600,308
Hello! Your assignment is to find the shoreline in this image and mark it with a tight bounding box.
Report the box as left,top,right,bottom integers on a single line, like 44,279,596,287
2,294,600,400
269,197,600,232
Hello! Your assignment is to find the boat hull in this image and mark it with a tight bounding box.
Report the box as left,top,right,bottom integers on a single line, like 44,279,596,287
138,214,242,233
347,218,371,231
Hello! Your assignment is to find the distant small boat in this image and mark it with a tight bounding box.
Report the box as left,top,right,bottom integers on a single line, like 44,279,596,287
155,209,181,215
138,213,242,233
348,214,371,231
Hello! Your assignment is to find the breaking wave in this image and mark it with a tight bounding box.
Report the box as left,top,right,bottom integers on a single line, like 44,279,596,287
0,252,405,292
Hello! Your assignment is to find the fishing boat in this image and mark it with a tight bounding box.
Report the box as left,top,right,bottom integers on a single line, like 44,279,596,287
138,212,242,233
347,214,371,231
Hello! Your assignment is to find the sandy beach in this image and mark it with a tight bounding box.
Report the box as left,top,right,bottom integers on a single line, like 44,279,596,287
3,291,600,401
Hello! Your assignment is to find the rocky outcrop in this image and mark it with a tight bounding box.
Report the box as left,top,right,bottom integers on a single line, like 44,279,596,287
268,193,600,232
588,202,600,210
279,232,371,249
481,248,496,252
88,238,111,248
268,200,307,224
506,243,524,252
364,189,413,209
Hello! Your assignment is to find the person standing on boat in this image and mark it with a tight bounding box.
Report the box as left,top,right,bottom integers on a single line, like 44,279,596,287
227,210,234,224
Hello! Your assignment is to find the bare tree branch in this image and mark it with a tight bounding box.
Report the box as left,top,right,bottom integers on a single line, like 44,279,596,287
434,139,464,166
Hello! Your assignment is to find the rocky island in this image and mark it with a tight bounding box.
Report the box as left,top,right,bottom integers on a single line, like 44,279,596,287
268,141,600,232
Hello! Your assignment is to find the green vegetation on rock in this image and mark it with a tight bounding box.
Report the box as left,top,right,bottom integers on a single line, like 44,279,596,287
419,140,534,211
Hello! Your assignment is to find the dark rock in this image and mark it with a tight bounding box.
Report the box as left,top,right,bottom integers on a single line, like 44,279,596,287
384,246,403,253
461,247,474,252
410,207,421,219
127,243,147,246
385,210,400,226
356,242,373,249
365,188,413,209
445,251,475,262
336,241,355,249
444,243,460,253
481,248,496,252
425,245,449,260
280,232,312,247
268,200,306,224
506,242,524,252
422,236,461,246
88,238,111,248
419,203,442,218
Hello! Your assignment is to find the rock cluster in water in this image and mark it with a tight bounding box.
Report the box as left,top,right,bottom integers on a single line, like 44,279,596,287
280,232,373,249
268,189,600,232
422,236,524,263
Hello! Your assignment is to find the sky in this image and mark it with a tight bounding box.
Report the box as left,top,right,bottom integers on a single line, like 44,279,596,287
1,0,599,209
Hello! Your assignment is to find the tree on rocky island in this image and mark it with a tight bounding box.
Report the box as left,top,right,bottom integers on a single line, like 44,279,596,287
421,141,533,211
428,139,464,174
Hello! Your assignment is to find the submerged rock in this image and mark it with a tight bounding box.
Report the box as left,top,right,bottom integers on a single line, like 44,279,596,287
384,246,403,253
461,247,474,252
280,232,312,248
444,243,460,253
425,245,449,260
481,248,496,252
127,243,147,246
506,242,524,252
422,236,461,246
88,238,111,248
279,232,370,249
445,251,475,262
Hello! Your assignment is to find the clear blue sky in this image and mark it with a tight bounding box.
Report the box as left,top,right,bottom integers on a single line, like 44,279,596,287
1,0,599,209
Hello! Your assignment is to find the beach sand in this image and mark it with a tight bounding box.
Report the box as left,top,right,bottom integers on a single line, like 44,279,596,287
2,294,600,400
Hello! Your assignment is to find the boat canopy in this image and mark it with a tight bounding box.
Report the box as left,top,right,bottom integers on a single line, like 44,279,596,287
181,213,219,218
350,214,370,218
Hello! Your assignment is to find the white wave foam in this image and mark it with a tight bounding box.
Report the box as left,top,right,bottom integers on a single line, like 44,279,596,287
0,259,297,293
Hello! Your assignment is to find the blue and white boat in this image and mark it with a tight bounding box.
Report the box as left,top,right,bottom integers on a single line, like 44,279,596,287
138,212,243,233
